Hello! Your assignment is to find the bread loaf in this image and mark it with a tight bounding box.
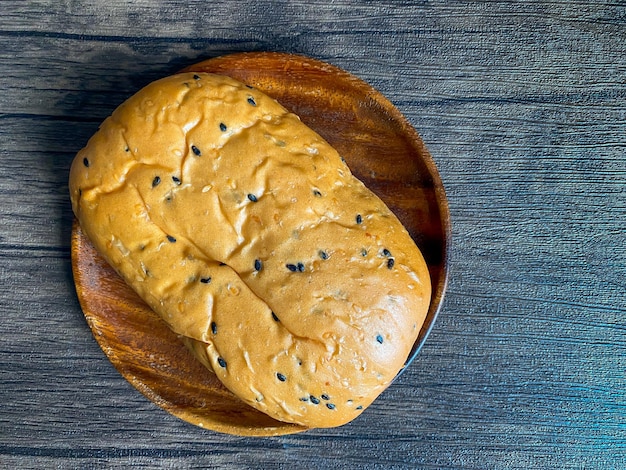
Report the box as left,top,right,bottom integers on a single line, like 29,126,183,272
69,72,431,428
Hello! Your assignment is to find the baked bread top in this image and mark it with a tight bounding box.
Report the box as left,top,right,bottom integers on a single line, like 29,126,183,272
69,72,431,428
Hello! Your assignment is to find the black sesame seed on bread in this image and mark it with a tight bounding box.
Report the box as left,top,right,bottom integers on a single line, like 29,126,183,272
69,72,431,428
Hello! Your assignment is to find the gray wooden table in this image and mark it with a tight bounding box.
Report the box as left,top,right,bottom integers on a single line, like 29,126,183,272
1,1,624,468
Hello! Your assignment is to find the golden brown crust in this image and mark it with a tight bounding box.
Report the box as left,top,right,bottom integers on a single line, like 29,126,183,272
69,72,431,428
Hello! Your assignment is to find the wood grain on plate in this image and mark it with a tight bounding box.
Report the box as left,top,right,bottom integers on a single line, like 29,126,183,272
71,52,450,436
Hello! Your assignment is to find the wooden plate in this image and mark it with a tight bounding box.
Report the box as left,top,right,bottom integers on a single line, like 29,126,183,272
71,52,451,436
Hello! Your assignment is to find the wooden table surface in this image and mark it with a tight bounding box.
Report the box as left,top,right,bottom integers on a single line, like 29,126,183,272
1,1,624,468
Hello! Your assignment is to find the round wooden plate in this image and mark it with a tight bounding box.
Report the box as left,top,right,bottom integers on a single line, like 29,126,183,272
71,52,451,436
